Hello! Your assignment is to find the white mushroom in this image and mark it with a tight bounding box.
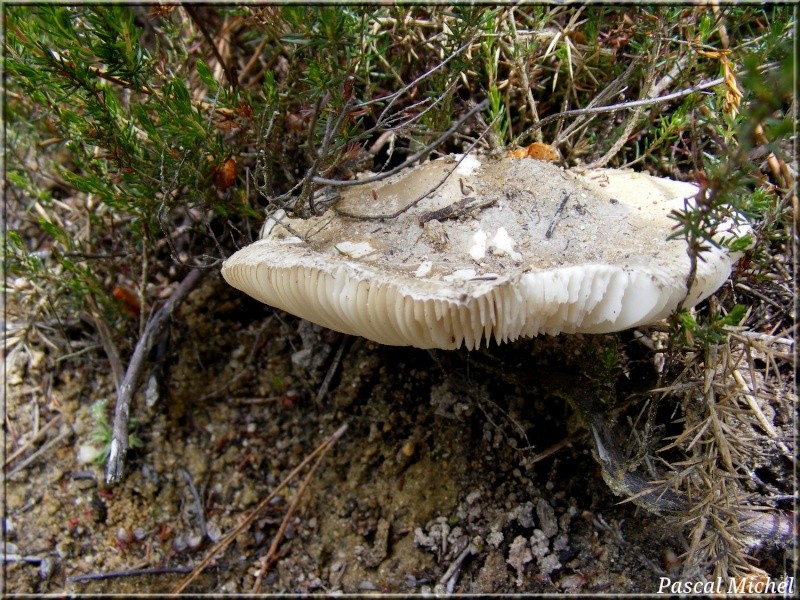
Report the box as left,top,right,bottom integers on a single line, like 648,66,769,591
222,155,749,350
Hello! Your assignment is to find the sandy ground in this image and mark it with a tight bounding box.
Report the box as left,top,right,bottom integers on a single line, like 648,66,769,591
3,275,794,594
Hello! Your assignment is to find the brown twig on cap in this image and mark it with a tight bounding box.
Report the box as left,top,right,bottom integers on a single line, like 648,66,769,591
545,191,571,239
418,196,497,225
106,269,203,484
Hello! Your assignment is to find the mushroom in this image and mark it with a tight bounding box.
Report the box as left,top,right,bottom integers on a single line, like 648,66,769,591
220,155,781,527
222,155,749,350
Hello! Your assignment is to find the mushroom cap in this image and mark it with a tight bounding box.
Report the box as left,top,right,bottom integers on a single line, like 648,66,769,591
222,155,748,350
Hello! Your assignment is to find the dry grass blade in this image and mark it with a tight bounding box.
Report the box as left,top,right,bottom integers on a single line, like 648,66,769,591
251,437,332,591
585,37,661,169
170,423,348,595
3,415,62,468
6,426,73,478
182,5,236,90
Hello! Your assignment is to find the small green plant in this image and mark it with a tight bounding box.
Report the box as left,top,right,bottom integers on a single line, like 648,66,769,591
479,9,510,145
673,303,747,346
89,399,143,464
271,374,287,394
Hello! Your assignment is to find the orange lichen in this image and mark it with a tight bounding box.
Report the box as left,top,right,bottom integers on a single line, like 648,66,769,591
507,142,559,161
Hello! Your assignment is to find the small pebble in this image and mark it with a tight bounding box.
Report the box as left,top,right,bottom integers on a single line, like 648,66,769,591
401,441,415,458
38,557,54,580
116,528,132,544
206,520,222,542
173,534,187,552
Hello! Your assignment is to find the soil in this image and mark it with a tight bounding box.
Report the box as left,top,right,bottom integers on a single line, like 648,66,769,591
3,274,794,594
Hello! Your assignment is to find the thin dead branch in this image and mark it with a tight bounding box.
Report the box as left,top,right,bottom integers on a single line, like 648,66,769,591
584,37,661,169
179,467,208,542
312,99,490,188
330,106,497,222
87,299,124,395
3,414,63,468
183,4,237,90
6,426,72,478
314,336,348,405
106,268,203,484
67,566,202,584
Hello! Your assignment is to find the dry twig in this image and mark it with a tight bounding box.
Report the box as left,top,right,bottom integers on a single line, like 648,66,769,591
67,566,199,585
171,423,348,595
584,37,661,169
312,99,490,188
331,105,497,222
6,426,72,478
4,414,62,469
252,433,338,591
179,467,208,542
106,269,203,484
314,336,349,405
183,4,237,90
